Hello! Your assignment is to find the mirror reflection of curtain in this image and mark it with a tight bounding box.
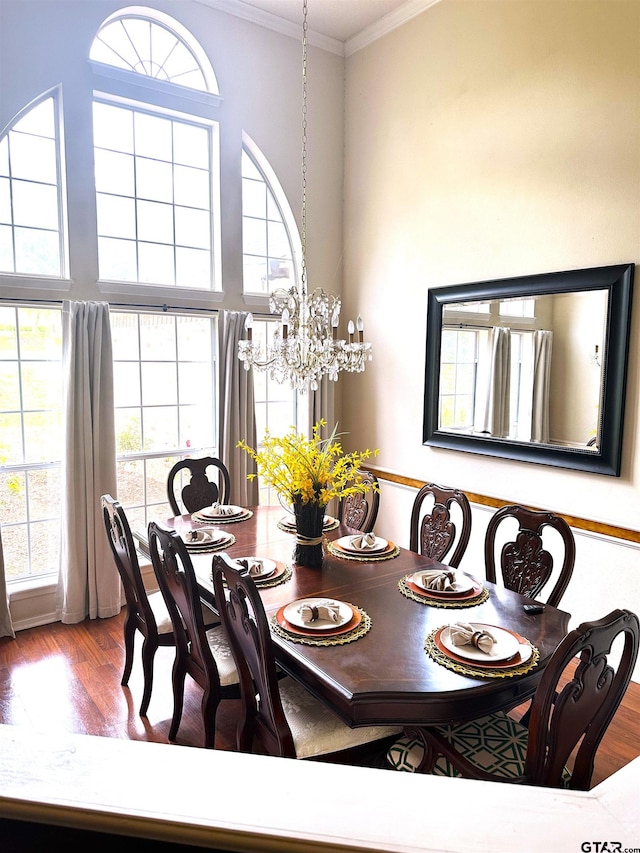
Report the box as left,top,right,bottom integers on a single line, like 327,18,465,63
531,330,553,443
57,301,121,623
478,327,511,438
0,527,15,639
218,310,259,506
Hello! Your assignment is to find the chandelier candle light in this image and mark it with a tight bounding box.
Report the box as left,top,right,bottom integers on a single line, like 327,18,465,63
237,0,372,393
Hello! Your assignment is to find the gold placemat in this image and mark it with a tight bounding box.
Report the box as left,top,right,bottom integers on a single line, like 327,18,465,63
255,563,293,589
270,605,371,646
425,627,539,679
192,510,253,525
186,533,236,554
398,576,489,608
277,516,340,534
326,540,400,562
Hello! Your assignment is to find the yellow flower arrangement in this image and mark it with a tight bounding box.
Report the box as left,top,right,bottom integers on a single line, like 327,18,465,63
237,420,379,508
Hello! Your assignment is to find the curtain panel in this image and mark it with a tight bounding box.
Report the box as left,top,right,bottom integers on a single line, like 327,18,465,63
56,301,120,623
217,311,259,507
0,527,15,639
531,330,553,443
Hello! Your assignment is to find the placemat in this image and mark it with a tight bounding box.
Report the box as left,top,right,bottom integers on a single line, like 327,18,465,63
424,627,539,679
191,509,253,525
398,575,489,608
326,540,400,562
270,604,371,646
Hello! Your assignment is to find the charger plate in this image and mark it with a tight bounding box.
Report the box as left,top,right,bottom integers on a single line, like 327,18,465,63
425,626,539,679
211,560,292,590
277,515,340,534
184,531,236,554
192,508,253,525
270,603,371,646
398,575,489,608
326,539,400,562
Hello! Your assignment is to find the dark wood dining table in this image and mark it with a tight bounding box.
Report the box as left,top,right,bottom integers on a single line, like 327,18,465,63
161,505,571,729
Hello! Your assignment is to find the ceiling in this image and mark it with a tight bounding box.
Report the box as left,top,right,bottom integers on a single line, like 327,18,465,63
198,0,437,51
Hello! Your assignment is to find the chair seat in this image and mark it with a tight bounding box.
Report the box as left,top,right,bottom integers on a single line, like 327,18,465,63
205,625,239,687
279,676,400,760
386,713,570,784
147,591,219,635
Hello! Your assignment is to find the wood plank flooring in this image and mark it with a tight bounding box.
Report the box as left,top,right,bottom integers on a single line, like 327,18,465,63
1,609,639,786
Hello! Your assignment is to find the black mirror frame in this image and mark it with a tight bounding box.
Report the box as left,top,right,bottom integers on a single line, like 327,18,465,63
423,264,635,476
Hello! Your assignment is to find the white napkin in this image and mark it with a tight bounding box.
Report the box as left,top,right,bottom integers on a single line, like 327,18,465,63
418,569,457,591
237,557,264,577
297,600,341,624
448,622,496,654
349,532,377,550
210,503,237,517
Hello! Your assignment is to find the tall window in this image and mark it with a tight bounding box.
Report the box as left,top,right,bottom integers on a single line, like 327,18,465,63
242,145,298,295
111,310,217,533
439,328,477,431
0,306,62,581
0,94,66,278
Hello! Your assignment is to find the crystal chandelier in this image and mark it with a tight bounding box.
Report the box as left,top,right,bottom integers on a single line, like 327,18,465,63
238,0,372,394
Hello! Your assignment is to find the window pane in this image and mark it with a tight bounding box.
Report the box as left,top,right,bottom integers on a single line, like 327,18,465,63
0,470,27,523
13,98,55,137
243,255,268,293
93,102,134,152
138,241,174,285
243,217,266,256
143,406,179,449
0,225,14,271
142,362,177,405
21,362,61,410
0,362,20,409
28,468,61,520
12,181,58,229
136,157,173,202
24,411,62,461
243,178,266,218
14,227,60,276
115,409,142,453
116,458,144,506
140,315,175,359
96,193,136,239
137,199,174,244
176,247,210,287
175,206,210,249
110,312,139,359
113,362,140,407
98,236,137,281
134,112,172,161
174,164,210,208
10,133,56,183
94,149,135,195
173,123,209,168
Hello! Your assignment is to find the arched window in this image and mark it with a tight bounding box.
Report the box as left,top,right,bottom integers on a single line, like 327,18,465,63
90,9,221,290
0,91,66,277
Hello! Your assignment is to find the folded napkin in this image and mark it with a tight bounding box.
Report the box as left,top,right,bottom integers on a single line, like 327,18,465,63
418,569,457,591
209,503,237,517
297,600,341,624
186,530,216,543
236,557,265,577
448,622,496,654
349,532,377,550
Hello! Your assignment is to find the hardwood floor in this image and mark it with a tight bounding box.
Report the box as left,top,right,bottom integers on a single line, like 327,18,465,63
1,609,639,786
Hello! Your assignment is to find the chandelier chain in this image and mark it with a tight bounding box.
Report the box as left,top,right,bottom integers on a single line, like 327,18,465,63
301,0,308,296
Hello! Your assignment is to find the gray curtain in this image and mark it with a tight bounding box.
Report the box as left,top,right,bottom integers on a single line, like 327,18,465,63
0,527,15,639
218,310,258,506
56,301,120,623
479,326,511,438
531,330,553,443
309,376,336,437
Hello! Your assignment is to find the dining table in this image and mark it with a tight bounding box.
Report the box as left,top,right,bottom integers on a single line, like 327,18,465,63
155,504,571,730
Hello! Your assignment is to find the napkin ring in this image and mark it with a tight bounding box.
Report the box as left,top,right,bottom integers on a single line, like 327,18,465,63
471,630,488,648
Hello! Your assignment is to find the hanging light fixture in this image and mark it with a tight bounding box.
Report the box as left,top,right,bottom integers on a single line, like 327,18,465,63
238,0,372,393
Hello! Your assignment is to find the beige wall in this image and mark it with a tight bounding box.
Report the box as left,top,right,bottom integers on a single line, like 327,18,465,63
342,0,640,534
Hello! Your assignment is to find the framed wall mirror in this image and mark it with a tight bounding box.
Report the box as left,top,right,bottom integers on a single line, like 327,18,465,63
423,264,634,475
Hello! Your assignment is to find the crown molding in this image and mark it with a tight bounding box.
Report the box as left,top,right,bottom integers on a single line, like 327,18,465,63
194,0,345,56
345,0,442,57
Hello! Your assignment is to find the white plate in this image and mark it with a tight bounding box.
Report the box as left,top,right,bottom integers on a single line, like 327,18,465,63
197,504,244,520
185,530,233,550
235,556,276,580
182,528,223,546
280,515,338,529
283,598,353,631
411,570,474,595
335,535,389,554
440,624,521,663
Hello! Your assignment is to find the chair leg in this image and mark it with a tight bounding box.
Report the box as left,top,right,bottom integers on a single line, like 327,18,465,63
139,635,158,717
201,685,219,749
169,658,186,742
121,612,136,686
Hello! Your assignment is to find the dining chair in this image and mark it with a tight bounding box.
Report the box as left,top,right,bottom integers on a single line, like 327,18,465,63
101,495,221,717
167,456,231,517
386,608,639,790
409,483,472,568
484,504,575,607
212,553,401,760
337,469,380,533
148,522,240,748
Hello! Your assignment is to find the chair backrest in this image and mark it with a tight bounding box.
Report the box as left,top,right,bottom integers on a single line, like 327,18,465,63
409,483,472,568
212,552,296,758
101,494,155,630
525,608,639,790
148,521,220,691
167,457,231,516
484,504,575,607
337,469,380,532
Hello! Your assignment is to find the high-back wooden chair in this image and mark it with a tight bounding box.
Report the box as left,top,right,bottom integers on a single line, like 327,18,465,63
212,553,400,760
387,609,639,790
148,522,239,748
167,456,231,517
484,504,575,607
101,494,176,716
337,469,380,533
409,483,472,568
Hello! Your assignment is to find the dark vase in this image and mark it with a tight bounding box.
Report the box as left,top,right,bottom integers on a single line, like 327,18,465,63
293,500,325,568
